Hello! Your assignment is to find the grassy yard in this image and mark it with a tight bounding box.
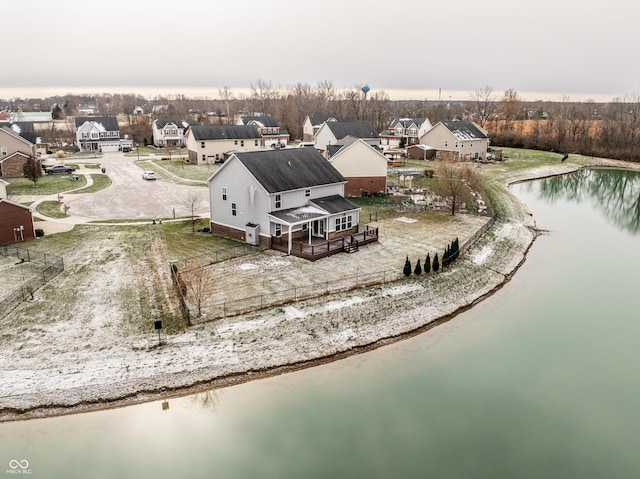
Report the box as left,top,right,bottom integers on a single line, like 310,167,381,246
133,158,213,185
36,201,69,218
7,175,87,196
67,174,112,194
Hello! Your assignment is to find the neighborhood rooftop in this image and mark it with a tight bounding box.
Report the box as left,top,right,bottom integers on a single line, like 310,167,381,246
74,116,119,131
441,121,488,140
325,121,380,140
234,148,346,193
189,125,261,140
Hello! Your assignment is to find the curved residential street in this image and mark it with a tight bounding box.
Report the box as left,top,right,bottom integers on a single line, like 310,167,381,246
12,151,210,233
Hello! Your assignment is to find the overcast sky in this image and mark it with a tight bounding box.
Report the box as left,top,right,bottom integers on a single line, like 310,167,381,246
3,0,640,102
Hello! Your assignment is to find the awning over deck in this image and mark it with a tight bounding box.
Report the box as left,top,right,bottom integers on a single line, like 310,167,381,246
269,195,360,227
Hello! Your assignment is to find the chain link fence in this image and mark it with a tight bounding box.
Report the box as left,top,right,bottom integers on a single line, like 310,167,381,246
0,246,64,321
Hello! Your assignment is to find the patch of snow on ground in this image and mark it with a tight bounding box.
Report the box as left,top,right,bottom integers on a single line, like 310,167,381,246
396,216,418,223
239,263,258,271
496,223,514,238
382,283,424,296
323,296,364,311
471,246,492,265
283,306,306,319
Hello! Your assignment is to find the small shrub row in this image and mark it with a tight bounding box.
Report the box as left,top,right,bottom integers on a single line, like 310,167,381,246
402,237,460,277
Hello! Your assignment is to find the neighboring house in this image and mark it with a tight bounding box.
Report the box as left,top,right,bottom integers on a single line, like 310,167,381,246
327,139,388,197
152,119,199,147
35,137,49,158
207,148,377,260
238,115,290,148
380,118,432,149
0,179,8,199
0,199,35,245
74,117,123,152
0,125,36,177
302,114,341,142
314,121,380,155
185,125,262,165
406,144,436,160
419,121,489,161
8,111,53,123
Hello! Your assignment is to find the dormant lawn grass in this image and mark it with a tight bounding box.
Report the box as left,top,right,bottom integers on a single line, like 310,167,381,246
7,175,87,196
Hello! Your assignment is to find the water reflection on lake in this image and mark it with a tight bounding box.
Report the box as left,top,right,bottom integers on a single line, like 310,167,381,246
1,169,639,479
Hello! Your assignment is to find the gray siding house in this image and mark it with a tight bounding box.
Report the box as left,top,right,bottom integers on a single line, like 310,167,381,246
207,148,377,260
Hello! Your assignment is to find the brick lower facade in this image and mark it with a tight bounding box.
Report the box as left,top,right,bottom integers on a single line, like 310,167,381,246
0,155,39,178
0,201,35,244
344,176,386,197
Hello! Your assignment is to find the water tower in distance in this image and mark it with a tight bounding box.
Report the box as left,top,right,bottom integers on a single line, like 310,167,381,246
361,84,370,100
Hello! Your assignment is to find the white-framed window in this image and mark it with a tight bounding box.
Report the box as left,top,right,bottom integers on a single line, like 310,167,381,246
255,140,259,146
240,140,244,147
335,215,352,232
234,140,238,145
222,187,227,201
202,154,206,162
231,203,237,216
275,194,281,209
275,224,282,236
444,140,448,147
1,147,6,156
201,141,205,148
305,189,310,197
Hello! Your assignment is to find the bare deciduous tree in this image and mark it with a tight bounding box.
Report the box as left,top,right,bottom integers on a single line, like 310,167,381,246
182,192,204,232
432,159,481,216
180,265,212,318
468,86,497,128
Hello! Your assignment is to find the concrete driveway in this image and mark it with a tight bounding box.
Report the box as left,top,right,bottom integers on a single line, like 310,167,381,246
65,151,209,222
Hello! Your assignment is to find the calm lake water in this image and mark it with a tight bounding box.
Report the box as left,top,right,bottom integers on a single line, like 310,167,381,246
1,168,640,479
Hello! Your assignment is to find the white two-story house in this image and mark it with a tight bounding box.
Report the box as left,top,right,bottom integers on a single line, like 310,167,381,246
207,148,377,260
185,125,262,165
74,117,122,152
152,119,199,147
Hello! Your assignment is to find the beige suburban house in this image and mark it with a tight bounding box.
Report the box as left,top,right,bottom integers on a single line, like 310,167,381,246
327,139,388,196
314,121,380,155
185,125,262,165
419,120,489,161
379,118,432,150
238,115,290,148
0,125,37,177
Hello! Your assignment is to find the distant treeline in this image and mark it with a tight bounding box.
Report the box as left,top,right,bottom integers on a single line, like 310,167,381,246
3,83,640,161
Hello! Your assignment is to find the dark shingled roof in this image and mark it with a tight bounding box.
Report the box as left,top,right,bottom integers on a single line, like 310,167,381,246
155,119,199,130
9,122,36,143
390,118,426,128
235,148,345,193
325,121,379,140
189,125,261,141
240,115,279,127
441,121,487,140
310,194,359,214
308,114,341,126
74,116,120,131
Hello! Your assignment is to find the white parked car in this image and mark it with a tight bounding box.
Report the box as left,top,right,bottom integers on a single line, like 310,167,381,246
142,171,157,180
